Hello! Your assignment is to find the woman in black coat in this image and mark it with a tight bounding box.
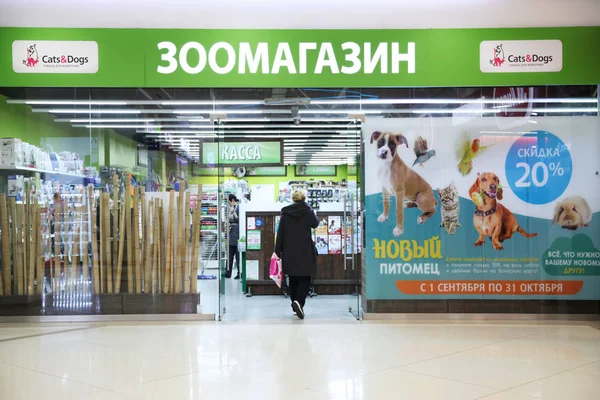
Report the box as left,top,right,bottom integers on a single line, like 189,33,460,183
274,190,319,319
227,194,241,279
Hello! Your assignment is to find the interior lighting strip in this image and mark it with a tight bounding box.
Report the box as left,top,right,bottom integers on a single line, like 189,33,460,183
9,98,596,106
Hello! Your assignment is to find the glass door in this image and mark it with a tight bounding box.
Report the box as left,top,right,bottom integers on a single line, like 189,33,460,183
345,122,363,320
342,193,357,319
216,122,227,320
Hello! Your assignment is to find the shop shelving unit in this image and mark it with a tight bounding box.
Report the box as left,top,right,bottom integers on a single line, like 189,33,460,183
200,185,219,266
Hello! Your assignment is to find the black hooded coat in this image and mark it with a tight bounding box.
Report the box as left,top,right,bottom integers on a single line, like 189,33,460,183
274,201,319,276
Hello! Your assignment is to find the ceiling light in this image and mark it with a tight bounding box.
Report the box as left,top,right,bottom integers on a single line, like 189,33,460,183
57,118,157,123
80,125,180,129
179,124,358,129
289,153,357,156
298,109,382,115
77,123,361,130
65,117,354,123
143,133,359,138
140,129,358,134
531,107,597,113
174,110,283,115
37,108,142,114
412,109,500,114
147,135,217,139
10,97,595,107
22,100,128,105
36,108,290,115
164,100,262,105
285,139,360,142
8,99,259,106
178,116,268,121
285,147,357,151
294,152,356,155
309,98,597,105
225,135,312,139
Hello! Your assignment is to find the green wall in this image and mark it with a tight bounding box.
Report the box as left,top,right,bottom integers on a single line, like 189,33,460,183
1,96,354,191
0,94,94,163
0,95,148,174
105,130,139,170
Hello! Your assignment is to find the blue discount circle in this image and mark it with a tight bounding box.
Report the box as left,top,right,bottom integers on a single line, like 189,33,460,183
505,131,572,205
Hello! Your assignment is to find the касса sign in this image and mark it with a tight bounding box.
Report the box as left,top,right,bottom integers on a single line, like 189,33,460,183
201,141,283,166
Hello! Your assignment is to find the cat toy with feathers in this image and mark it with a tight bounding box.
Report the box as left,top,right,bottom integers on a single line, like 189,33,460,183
455,130,492,176
412,136,436,167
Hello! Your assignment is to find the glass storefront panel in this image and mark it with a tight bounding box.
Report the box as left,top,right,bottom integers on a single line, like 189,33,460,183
363,86,599,313
0,86,597,317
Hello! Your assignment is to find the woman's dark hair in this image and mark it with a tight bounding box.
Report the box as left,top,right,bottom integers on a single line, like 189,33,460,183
228,194,238,202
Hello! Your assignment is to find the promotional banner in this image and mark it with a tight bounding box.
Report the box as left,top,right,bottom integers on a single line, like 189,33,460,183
247,230,261,251
0,27,599,87
365,116,600,300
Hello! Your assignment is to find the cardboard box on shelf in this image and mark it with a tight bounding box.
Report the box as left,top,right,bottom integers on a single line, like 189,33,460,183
7,175,24,201
0,138,24,168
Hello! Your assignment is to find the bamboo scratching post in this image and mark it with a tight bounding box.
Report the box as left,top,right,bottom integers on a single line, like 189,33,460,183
153,200,160,293
144,198,153,293
164,190,174,293
17,203,25,295
104,193,113,293
28,199,36,295
133,187,141,293
99,191,105,293
115,190,126,294
35,203,43,295
24,191,30,293
125,179,133,293
81,201,89,294
112,174,119,270
0,181,201,309
0,195,10,295
191,185,201,295
175,188,184,293
53,199,60,293
89,186,100,294
183,192,191,293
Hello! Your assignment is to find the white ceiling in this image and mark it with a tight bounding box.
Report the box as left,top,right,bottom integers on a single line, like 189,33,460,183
1,0,599,29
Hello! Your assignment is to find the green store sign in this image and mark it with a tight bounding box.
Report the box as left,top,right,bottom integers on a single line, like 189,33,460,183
201,141,282,166
0,27,598,87
295,165,337,176
247,166,287,176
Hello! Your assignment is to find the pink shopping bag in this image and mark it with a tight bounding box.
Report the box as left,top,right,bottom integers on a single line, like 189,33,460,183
269,253,283,288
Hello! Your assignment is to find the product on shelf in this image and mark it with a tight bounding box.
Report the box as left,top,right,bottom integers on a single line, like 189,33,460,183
0,138,87,176
200,185,219,261
0,138,23,168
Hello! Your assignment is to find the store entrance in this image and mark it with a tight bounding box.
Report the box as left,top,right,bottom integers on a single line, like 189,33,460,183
0,86,365,321
211,115,363,321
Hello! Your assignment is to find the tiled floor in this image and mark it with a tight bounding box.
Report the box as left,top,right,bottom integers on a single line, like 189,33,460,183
0,318,599,399
198,275,360,321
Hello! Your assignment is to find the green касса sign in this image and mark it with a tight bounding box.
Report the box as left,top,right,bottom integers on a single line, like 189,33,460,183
201,141,282,166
